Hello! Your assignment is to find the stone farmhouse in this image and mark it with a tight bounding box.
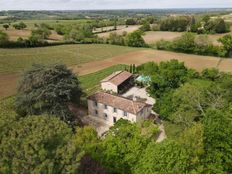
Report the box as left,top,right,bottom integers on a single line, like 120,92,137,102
87,71,153,128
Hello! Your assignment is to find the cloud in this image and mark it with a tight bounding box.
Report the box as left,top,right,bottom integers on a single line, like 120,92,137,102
0,0,231,10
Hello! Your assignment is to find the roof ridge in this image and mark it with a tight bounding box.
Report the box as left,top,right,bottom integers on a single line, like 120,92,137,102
107,71,123,81
132,100,136,114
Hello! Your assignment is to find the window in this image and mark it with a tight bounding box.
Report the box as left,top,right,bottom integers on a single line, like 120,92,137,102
113,117,117,123
104,104,108,109
124,111,128,117
95,110,98,115
113,108,117,113
93,101,98,107
104,113,108,120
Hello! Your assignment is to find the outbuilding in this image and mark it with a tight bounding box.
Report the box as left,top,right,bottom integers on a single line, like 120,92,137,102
101,71,133,94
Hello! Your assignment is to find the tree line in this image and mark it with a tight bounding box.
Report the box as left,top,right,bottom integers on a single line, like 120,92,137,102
156,32,232,58
160,15,230,34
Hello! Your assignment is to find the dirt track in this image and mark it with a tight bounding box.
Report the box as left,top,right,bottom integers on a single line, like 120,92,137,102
1,49,232,99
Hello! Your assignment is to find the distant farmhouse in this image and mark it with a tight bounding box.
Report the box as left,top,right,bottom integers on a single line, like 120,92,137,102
86,71,154,132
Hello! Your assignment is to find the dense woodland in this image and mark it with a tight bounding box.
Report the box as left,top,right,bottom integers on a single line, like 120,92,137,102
0,60,232,174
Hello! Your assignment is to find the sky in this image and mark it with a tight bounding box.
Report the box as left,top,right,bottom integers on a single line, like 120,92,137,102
0,0,231,10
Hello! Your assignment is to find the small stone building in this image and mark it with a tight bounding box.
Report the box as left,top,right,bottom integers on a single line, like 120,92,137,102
101,71,133,94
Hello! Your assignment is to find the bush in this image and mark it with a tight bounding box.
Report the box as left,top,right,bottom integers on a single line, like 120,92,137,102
13,22,27,30
0,30,9,46
125,31,146,47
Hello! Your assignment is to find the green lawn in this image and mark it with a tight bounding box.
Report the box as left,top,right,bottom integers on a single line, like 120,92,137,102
79,64,128,96
0,44,141,74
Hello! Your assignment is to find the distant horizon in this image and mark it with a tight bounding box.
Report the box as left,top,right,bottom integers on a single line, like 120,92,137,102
1,7,232,12
0,0,232,11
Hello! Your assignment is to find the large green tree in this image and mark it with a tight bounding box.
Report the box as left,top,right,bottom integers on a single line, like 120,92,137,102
91,120,159,174
125,31,146,47
156,80,227,125
218,34,232,57
149,59,192,98
203,109,232,173
0,115,73,174
16,64,83,123
134,140,189,174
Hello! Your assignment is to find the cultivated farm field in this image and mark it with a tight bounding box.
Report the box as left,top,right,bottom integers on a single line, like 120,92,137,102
97,25,141,37
143,31,183,44
0,44,142,98
1,44,232,99
0,44,141,74
143,29,232,45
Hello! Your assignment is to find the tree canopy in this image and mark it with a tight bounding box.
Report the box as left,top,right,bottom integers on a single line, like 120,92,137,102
16,64,83,123
125,31,146,47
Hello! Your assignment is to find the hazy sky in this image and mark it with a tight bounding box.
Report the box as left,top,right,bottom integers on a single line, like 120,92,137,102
0,0,231,10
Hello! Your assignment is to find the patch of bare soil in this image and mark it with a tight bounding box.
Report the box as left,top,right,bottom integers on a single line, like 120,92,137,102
5,29,31,41
0,73,21,99
143,31,182,44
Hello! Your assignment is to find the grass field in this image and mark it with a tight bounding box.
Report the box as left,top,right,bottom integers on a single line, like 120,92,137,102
0,44,141,74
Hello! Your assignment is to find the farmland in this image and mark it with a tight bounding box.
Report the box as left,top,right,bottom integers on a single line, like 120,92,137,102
0,44,141,74
0,19,91,29
0,19,91,42
143,28,232,45
1,44,232,99
96,25,141,37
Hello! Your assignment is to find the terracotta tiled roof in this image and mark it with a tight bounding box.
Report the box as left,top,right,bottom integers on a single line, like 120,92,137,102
88,92,151,114
101,71,132,86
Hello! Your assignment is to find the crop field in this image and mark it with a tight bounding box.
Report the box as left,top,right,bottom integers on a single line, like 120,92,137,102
0,44,140,74
97,25,141,37
0,44,141,98
1,44,232,99
143,31,183,44
143,29,232,45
